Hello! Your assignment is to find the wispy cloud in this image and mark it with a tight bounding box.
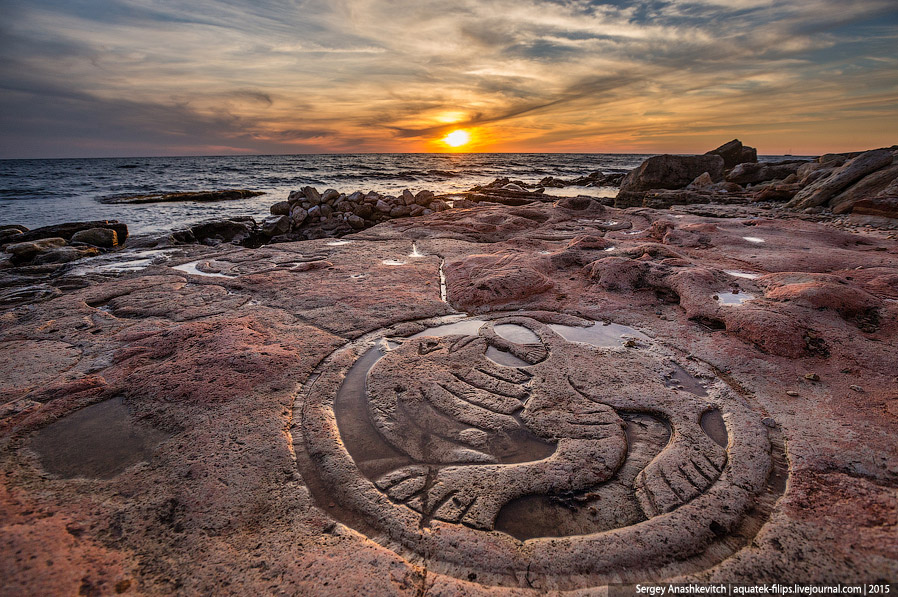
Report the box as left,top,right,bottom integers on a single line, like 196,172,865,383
0,0,896,157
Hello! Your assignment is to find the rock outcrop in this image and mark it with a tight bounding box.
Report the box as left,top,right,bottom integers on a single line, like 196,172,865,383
616,154,725,207
787,148,896,210
706,139,758,169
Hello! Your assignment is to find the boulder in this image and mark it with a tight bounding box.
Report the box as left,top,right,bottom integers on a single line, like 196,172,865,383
290,206,308,226
616,154,724,208
755,183,801,202
0,227,26,244
183,217,256,245
347,215,366,229
787,148,895,210
261,216,291,238
302,186,322,203
71,228,119,248
14,221,128,244
321,189,340,203
6,237,68,265
415,190,435,205
706,139,757,169
270,201,291,216
31,246,101,265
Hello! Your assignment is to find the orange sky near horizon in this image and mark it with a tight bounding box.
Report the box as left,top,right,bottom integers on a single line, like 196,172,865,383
1,0,896,158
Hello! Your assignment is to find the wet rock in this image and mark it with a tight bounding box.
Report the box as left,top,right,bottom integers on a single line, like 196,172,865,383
173,217,257,246
71,227,119,248
5,237,67,264
787,148,896,210
706,139,757,169
0,225,28,244
13,221,129,245
32,246,101,265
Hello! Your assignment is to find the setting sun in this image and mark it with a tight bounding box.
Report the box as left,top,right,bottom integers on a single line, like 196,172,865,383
442,129,471,148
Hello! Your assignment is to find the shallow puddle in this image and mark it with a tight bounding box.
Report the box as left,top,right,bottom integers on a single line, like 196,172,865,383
382,259,406,266
700,409,728,448
70,249,177,276
494,413,670,539
494,324,540,344
326,239,352,246
548,322,649,347
716,291,754,305
409,243,426,258
30,397,171,479
663,362,708,396
724,270,761,280
172,260,234,278
485,346,531,367
742,236,765,244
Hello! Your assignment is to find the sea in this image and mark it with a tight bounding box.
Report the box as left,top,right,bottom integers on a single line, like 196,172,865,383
0,153,794,236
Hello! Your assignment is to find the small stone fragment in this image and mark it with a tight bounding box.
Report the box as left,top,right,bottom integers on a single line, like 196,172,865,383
786,390,800,397
804,373,820,381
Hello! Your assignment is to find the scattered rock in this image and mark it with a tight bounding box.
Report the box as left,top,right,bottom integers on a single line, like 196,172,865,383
71,227,119,248
13,221,129,245
5,237,68,264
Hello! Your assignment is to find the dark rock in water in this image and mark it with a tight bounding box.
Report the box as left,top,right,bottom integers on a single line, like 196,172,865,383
71,227,119,248
5,237,67,265
0,228,26,244
14,221,128,245
31,246,101,265
99,189,263,204
787,148,895,210
706,139,757,169
270,201,291,216
616,154,725,208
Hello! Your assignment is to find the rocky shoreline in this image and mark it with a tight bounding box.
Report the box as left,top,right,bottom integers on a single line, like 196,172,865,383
1,142,896,594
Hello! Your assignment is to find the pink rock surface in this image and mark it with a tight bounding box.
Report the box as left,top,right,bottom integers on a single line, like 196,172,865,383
1,200,896,593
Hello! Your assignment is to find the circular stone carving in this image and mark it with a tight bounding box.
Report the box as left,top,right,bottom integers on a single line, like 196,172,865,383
295,313,786,589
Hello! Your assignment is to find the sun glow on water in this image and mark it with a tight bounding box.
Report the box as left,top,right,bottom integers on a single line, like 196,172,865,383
442,129,471,148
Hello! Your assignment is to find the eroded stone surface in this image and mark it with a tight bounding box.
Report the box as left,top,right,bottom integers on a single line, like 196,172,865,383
1,200,896,593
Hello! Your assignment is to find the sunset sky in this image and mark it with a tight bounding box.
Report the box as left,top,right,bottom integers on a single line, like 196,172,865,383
1,0,896,158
